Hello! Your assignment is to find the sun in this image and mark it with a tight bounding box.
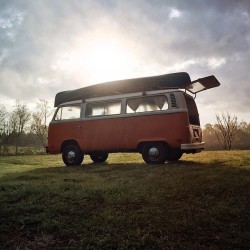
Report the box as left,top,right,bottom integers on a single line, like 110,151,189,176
85,40,133,83
52,38,135,84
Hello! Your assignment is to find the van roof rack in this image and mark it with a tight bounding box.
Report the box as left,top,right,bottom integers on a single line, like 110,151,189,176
54,72,220,107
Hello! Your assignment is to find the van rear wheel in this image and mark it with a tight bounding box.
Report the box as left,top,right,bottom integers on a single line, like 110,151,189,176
62,144,84,166
90,152,109,163
142,143,167,164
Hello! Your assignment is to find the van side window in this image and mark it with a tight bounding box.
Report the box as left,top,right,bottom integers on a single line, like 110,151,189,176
86,101,121,117
55,105,81,120
126,96,168,113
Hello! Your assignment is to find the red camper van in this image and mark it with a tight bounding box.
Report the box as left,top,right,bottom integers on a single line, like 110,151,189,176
46,72,220,166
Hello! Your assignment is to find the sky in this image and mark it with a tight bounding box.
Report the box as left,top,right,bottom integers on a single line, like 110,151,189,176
0,0,250,126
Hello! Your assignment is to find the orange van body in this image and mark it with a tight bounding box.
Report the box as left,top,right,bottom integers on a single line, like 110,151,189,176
48,111,192,153
47,73,220,165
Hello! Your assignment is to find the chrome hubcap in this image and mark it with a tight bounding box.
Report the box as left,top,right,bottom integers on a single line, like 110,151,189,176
149,147,160,160
67,150,76,163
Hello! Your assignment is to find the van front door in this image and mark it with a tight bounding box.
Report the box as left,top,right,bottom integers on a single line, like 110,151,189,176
48,104,82,153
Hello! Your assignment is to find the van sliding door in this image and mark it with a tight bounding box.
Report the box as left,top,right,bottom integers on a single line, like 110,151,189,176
83,101,124,152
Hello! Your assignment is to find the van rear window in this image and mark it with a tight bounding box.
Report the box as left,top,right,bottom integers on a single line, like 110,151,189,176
126,96,168,113
184,95,200,125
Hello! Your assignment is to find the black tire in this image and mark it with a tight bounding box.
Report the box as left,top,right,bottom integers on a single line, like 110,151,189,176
165,149,183,162
90,152,109,163
62,144,84,166
142,142,167,164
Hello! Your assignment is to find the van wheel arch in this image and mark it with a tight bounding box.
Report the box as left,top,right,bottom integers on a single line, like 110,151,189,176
137,141,169,154
61,140,80,153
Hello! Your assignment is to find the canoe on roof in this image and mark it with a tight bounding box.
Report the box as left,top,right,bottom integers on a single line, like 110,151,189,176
54,72,220,107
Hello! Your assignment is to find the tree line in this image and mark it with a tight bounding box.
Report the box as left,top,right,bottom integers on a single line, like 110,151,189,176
0,100,51,155
203,113,250,150
0,101,249,156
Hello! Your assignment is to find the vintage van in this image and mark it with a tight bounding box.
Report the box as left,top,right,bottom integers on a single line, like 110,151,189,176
46,72,220,165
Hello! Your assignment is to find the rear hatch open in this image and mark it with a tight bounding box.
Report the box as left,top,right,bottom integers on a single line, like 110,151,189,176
185,75,220,94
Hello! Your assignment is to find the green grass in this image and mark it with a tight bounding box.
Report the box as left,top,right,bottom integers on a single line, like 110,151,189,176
0,151,250,249
1,146,45,156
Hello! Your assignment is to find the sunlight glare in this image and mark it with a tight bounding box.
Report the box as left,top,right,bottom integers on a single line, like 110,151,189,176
52,38,135,84
86,40,132,83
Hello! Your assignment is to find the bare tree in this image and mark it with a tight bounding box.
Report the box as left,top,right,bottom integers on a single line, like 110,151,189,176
0,105,8,155
0,105,6,124
36,99,51,128
203,123,220,150
212,112,240,151
30,112,48,147
30,99,51,147
9,102,30,154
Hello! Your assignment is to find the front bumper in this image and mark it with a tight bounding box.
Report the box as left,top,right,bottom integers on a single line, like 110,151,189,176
181,142,205,152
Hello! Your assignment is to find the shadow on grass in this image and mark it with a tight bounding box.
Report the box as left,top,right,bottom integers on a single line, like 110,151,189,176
33,159,213,173
1,156,249,249
0,158,227,177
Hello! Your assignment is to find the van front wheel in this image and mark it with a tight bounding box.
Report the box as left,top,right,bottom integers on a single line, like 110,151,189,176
142,143,167,164
90,152,109,163
62,144,84,166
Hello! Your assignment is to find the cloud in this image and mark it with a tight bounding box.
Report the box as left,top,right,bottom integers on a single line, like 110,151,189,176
207,58,226,69
0,0,249,124
169,8,181,19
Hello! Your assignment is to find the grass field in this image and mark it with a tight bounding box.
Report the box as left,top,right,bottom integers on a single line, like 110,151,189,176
0,151,249,249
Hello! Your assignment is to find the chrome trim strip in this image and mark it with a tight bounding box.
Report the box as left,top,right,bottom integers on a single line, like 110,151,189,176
50,107,188,122
50,119,82,124
82,109,188,121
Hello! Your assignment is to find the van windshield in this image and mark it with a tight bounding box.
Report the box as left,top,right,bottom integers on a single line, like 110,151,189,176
55,105,81,120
